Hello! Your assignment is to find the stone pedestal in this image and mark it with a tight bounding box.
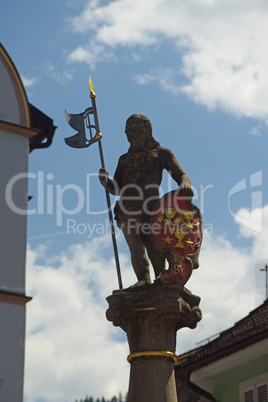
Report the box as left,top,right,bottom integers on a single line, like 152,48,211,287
106,283,201,402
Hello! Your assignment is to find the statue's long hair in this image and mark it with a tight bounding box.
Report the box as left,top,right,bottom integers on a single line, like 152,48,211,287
126,114,160,151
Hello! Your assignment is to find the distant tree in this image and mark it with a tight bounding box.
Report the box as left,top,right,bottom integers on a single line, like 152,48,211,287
74,392,128,402
74,397,94,402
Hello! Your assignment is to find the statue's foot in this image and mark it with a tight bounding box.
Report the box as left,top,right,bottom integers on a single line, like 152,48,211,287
129,279,151,288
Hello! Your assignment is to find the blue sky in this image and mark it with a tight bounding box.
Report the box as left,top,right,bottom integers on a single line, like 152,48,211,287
1,0,268,401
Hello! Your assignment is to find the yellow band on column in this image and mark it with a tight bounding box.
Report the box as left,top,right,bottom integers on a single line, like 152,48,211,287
127,351,177,364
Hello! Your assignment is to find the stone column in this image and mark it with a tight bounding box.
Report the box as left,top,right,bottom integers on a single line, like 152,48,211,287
106,283,201,402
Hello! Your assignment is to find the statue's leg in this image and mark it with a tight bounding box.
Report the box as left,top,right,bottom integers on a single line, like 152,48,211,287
146,244,166,278
122,225,151,285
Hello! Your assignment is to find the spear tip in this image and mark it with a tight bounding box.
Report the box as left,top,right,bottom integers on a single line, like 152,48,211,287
88,75,96,98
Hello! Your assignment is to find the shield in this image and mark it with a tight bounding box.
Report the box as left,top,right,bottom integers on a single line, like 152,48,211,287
150,190,202,286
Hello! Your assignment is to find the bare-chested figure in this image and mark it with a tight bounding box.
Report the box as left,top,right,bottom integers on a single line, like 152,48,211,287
99,114,193,287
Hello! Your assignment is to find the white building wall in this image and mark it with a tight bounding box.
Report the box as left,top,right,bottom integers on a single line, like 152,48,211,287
0,59,21,125
0,303,26,401
0,130,28,293
0,45,33,402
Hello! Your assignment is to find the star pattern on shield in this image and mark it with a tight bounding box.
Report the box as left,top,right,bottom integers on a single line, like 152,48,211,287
185,222,193,229
186,239,194,249
177,216,185,224
162,235,173,245
157,215,165,223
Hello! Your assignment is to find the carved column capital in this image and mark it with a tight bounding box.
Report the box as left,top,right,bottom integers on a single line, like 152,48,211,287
107,283,201,353
106,283,202,402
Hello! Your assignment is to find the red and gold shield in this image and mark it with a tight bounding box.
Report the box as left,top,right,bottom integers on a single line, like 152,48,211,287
151,191,202,285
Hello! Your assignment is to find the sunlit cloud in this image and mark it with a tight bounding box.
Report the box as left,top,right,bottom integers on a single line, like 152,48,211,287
21,75,38,88
134,67,181,95
24,202,268,400
24,236,132,402
68,42,115,69
67,0,268,120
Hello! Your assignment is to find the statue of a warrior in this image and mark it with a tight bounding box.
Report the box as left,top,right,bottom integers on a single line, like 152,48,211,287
99,114,202,287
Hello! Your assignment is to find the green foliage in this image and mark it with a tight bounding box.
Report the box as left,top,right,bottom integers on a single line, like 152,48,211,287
75,393,128,402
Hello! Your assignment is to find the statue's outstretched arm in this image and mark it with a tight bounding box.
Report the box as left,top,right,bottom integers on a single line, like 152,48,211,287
161,148,193,196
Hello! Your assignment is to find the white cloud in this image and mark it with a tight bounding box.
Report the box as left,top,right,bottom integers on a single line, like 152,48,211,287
178,232,254,353
250,121,268,135
21,76,37,88
69,46,93,64
234,206,264,238
134,67,181,95
236,204,268,261
131,52,142,62
68,0,268,120
179,202,268,351
43,62,73,85
68,42,115,69
24,236,134,402
250,126,261,136
24,202,268,401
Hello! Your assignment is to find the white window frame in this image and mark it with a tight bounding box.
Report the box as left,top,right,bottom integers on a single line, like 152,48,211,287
240,373,268,402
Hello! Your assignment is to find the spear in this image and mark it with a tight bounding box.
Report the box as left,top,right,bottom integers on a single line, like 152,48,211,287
65,76,123,289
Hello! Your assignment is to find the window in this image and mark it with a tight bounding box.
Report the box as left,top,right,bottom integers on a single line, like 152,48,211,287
240,374,268,402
